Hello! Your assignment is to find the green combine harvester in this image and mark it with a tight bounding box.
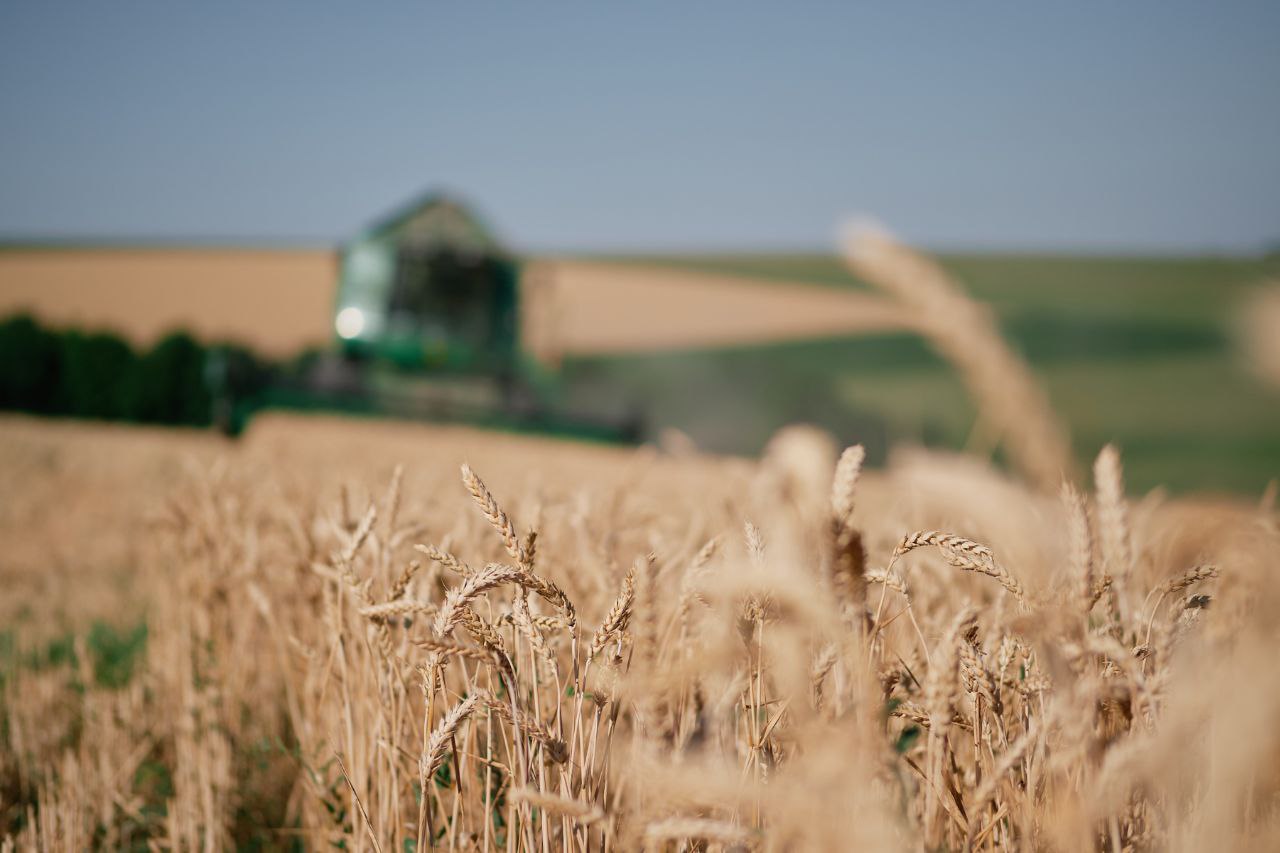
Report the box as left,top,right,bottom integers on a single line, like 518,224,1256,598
211,192,640,441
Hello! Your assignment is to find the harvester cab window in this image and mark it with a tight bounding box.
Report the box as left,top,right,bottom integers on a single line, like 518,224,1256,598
389,248,501,349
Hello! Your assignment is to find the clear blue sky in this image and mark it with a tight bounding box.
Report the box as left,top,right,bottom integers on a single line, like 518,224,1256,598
1,1,1277,253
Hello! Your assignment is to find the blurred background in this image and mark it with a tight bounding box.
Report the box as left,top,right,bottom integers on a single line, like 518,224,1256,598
1,1,1277,494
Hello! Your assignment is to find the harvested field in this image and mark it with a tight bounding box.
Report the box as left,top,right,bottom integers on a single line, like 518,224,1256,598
3,236,1279,851
522,259,906,360
0,247,905,360
0,247,338,356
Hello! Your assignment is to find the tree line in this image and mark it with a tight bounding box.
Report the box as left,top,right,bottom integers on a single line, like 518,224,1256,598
0,314,270,427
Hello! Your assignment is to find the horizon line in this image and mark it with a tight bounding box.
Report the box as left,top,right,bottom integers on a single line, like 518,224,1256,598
0,232,1274,260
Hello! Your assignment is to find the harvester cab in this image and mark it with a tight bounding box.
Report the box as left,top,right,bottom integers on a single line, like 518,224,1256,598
333,193,518,377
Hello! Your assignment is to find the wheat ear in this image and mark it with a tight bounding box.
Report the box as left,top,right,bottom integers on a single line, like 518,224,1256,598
589,561,637,660
433,563,524,636
508,788,605,825
460,463,528,565
423,694,478,779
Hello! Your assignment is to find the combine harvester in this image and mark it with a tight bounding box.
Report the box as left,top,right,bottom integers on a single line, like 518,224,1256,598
209,193,641,441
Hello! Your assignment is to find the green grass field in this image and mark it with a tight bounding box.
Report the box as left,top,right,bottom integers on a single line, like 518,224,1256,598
561,253,1280,495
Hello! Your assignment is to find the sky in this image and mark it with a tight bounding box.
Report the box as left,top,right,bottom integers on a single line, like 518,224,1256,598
1,1,1278,254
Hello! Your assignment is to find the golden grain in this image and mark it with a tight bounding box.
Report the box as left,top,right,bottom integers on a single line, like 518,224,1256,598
4,235,1276,851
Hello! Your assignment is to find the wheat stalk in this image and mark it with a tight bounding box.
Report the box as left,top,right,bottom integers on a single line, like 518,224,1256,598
842,225,1075,490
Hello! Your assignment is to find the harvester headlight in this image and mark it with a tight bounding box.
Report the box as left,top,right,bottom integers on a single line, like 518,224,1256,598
335,307,366,340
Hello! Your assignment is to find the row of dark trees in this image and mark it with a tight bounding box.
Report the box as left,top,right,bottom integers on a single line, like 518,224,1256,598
0,314,267,427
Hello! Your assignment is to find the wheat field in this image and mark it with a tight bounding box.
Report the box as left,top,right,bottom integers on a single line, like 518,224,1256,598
2,235,1278,852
